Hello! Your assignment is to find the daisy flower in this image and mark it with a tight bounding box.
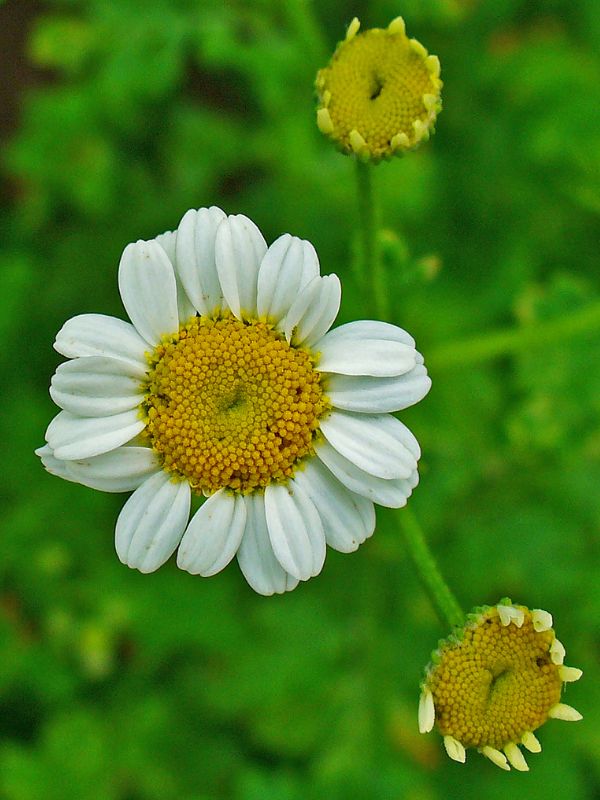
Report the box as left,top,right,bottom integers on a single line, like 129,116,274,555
418,599,583,771
316,17,443,161
37,207,431,594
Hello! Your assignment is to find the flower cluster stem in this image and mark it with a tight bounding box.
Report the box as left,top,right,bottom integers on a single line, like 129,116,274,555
355,159,390,320
399,508,464,629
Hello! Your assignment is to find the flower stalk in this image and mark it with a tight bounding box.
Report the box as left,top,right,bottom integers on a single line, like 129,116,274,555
354,152,461,631
355,159,390,320
399,507,464,629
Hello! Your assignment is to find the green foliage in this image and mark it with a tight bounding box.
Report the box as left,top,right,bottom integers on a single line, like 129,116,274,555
1,0,598,797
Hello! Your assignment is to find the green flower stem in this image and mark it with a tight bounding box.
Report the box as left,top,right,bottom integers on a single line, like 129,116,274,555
428,298,600,371
354,157,462,630
399,508,464,629
355,159,390,320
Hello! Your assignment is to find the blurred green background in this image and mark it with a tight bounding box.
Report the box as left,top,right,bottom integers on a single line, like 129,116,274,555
1,0,598,797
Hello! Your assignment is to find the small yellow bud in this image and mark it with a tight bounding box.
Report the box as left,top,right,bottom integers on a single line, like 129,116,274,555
315,18,442,161
419,602,582,771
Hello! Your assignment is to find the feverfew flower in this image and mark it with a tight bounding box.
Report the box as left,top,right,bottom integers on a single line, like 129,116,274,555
418,599,583,771
37,207,431,594
316,17,442,161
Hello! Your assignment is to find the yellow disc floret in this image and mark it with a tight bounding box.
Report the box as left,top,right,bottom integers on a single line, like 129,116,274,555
142,315,327,494
425,605,562,750
316,17,442,161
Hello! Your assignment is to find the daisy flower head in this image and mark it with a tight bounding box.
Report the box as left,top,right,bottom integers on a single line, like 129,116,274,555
418,599,583,771
37,207,431,594
316,17,442,162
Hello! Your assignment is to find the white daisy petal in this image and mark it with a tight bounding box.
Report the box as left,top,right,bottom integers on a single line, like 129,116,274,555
531,608,553,632
283,275,318,342
155,229,196,322
320,411,418,479
326,364,431,413
316,320,418,376
257,235,320,323
481,746,510,771
559,665,583,683
177,289,196,326
521,731,542,753
215,214,267,319
64,446,160,493
118,239,179,345
154,229,177,264
177,490,247,577
418,688,435,734
293,458,375,553
175,206,227,316
35,444,79,483
237,493,300,595
444,735,466,763
497,603,524,627
317,440,418,508
318,319,416,347
45,409,145,461
115,472,191,573
550,638,566,665
283,274,341,347
50,356,144,417
504,742,529,772
548,703,582,722
54,314,148,378
264,481,326,581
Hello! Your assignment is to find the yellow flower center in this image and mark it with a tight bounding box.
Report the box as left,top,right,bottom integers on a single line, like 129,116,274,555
142,315,327,494
426,608,562,750
316,20,442,160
